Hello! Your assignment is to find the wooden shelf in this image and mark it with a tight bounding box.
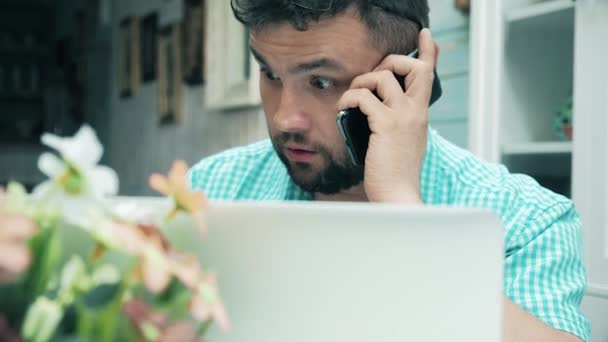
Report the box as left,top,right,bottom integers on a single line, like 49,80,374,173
502,141,572,155
506,0,574,23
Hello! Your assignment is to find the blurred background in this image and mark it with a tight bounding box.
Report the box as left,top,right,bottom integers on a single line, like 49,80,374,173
0,0,607,340
0,0,266,195
0,0,473,195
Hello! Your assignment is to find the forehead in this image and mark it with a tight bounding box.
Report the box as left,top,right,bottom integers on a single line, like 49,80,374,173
249,12,383,72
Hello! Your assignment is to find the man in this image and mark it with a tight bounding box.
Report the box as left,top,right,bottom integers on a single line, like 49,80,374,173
189,1,589,341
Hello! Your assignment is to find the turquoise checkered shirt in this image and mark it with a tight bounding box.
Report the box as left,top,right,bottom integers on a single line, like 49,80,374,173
189,128,590,341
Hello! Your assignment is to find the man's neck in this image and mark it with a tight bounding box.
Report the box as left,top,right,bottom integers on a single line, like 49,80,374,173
313,184,368,202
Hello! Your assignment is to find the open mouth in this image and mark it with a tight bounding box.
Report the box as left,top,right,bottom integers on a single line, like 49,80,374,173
284,146,317,162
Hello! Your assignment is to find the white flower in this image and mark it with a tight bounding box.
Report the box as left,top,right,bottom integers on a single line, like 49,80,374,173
32,125,119,228
35,125,118,198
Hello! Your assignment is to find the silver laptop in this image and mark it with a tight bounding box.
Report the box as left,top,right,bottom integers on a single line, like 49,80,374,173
159,201,503,342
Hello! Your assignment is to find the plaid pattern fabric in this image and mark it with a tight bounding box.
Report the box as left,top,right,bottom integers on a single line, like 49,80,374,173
189,128,590,341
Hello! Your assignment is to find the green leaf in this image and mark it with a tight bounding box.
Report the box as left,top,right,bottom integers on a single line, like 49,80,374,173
164,284,193,321
55,336,91,342
82,283,120,310
24,225,62,297
57,304,79,337
22,297,63,342
0,282,30,325
158,277,183,304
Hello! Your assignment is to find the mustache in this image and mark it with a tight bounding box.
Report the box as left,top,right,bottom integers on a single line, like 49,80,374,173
273,132,332,158
274,132,308,146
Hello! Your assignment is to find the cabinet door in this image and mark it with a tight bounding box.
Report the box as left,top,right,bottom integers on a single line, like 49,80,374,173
572,0,608,297
467,0,503,163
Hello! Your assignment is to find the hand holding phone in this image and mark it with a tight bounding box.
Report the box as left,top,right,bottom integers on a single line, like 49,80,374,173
337,48,442,167
334,28,439,203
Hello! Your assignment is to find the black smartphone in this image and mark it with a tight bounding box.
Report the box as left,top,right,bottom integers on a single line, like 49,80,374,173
337,49,443,167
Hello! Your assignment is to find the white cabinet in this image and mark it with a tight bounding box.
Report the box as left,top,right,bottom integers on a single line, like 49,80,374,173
572,2,608,340
470,0,576,196
469,0,608,340
572,0,608,295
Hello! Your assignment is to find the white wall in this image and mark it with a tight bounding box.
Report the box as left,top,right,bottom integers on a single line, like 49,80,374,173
582,294,608,341
105,0,268,195
428,0,470,148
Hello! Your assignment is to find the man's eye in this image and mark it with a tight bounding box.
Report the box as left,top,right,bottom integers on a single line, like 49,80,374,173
310,76,333,90
261,68,280,81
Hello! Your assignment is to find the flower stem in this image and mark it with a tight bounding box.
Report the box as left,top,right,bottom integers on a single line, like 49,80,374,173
98,263,139,342
76,303,94,338
197,319,213,337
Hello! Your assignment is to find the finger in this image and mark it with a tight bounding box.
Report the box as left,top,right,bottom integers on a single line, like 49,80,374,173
0,214,36,241
0,243,31,276
404,70,435,104
337,88,386,118
418,28,436,66
350,70,403,105
373,54,433,104
404,29,437,102
373,54,418,77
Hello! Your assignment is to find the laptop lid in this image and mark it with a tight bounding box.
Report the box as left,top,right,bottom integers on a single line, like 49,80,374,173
165,201,503,342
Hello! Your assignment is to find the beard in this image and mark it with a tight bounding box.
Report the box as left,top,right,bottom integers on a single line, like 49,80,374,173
271,132,364,195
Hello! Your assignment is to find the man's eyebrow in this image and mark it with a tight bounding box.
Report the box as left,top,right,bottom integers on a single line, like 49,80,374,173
250,47,269,67
289,58,345,74
250,46,345,74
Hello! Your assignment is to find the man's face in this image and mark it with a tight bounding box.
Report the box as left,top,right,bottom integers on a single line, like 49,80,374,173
249,10,384,194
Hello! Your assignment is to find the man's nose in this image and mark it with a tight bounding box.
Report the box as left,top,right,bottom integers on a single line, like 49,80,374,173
273,88,312,133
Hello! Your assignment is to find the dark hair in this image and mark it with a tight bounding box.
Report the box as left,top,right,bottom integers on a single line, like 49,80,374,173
231,0,430,55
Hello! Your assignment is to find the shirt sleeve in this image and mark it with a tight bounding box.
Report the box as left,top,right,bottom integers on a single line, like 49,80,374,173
503,203,590,341
187,154,237,199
